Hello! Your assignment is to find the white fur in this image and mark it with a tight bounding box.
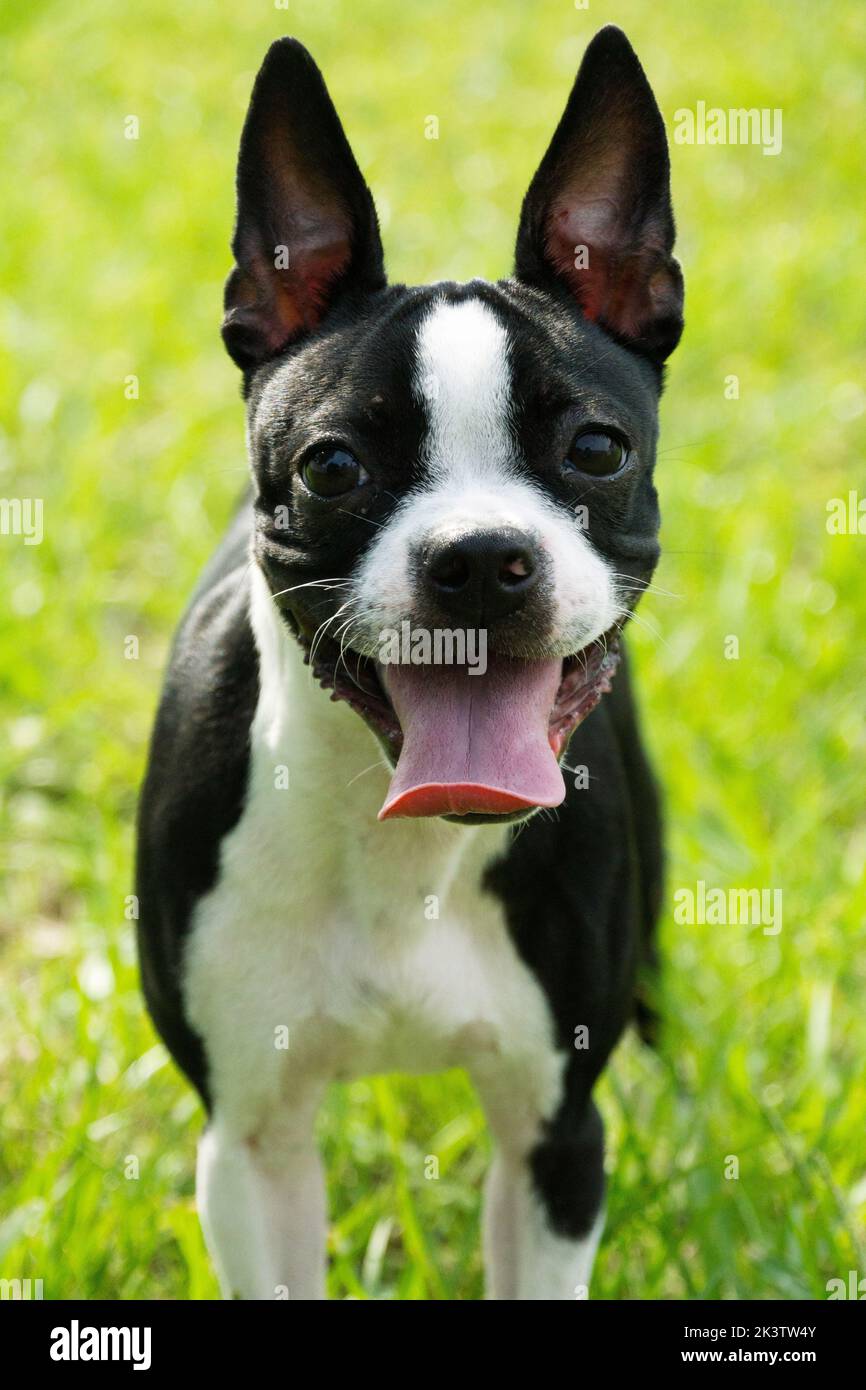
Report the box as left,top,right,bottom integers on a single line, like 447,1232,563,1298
350,296,623,658
184,566,604,1298
415,296,515,485
197,1105,327,1300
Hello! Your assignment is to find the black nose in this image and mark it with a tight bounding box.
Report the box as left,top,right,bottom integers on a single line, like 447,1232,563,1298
423,528,540,624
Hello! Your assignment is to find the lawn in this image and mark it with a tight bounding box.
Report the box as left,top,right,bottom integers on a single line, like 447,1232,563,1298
1,0,865,1299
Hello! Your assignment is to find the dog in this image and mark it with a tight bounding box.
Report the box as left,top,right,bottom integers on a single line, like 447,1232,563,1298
136,24,683,1300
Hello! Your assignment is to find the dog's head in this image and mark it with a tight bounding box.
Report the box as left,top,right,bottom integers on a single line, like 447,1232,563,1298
224,27,684,824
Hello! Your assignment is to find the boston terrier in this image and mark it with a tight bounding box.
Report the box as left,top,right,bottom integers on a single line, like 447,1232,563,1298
136,25,684,1300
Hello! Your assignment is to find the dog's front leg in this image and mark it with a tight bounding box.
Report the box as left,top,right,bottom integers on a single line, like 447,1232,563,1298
482,1150,605,1301
196,1094,327,1301
476,1068,606,1300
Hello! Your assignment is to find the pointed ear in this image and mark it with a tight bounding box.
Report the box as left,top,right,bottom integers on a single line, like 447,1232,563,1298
222,38,385,371
514,26,683,363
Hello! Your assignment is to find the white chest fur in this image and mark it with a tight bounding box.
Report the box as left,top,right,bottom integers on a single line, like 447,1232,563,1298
183,568,564,1141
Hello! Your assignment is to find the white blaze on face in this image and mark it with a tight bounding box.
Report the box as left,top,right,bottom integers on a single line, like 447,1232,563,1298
416,296,516,484
351,295,623,656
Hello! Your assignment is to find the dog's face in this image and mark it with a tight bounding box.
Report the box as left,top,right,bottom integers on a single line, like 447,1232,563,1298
223,28,683,824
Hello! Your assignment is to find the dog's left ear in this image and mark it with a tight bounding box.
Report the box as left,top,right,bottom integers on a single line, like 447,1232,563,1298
222,38,385,371
514,26,683,363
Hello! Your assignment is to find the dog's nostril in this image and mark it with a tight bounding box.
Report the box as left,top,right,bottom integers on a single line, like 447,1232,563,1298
499,550,534,587
429,550,472,592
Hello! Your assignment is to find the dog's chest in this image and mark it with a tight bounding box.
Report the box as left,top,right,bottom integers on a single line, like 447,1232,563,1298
182,617,562,1128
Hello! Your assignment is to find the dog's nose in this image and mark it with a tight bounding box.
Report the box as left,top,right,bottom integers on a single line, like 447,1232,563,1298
422,528,540,623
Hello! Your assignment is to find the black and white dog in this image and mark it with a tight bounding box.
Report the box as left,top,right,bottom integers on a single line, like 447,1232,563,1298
137,25,683,1300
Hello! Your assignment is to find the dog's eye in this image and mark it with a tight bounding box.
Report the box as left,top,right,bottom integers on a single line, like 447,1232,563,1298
565,430,628,478
301,446,367,498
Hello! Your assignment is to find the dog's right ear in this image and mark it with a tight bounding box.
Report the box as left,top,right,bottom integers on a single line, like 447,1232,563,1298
514,26,683,364
222,39,385,371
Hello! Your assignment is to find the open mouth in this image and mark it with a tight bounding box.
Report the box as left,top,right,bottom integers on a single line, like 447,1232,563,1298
302,628,620,823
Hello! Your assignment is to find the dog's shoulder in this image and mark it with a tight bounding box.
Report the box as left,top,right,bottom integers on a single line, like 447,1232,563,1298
135,504,259,1102
139,502,258,854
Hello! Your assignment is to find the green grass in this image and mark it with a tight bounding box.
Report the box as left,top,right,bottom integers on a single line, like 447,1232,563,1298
2,0,865,1300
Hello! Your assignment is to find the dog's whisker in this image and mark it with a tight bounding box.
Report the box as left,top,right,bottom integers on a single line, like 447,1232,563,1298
656,432,726,456
346,757,391,787
334,612,370,694
610,572,682,601
309,598,356,667
270,577,351,603
233,558,255,604
617,607,671,651
337,509,387,529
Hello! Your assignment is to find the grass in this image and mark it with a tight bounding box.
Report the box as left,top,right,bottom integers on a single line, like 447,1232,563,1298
1,0,865,1300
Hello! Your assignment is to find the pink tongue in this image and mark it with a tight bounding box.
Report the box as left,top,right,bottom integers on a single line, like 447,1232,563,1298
378,656,565,820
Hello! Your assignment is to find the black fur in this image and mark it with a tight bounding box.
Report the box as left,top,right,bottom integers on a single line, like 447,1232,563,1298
136,508,257,1106
486,656,661,1235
